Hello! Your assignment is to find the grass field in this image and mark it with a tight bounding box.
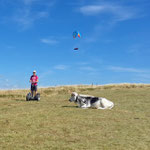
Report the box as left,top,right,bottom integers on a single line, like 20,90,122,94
0,84,150,150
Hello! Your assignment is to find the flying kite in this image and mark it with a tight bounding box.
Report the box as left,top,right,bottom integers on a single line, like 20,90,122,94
73,31,81,50
73,31,81,39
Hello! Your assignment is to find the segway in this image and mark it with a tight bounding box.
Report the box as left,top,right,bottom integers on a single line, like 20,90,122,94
26,92,40,101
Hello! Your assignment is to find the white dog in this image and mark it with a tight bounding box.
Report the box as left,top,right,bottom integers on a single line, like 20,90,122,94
69,92,114,109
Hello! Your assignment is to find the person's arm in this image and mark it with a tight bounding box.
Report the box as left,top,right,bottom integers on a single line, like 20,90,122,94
36,76,39,83
30,76,32,83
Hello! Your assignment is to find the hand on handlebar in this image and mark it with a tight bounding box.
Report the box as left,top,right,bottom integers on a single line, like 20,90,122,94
30,81,37,84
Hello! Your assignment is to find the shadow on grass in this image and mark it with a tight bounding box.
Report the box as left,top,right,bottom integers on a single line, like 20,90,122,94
62,106,78,108
15,99,40,102
15,99,26,102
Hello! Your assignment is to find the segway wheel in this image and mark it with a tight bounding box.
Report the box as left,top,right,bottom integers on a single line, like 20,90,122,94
34,93,40,101
26,92,32,101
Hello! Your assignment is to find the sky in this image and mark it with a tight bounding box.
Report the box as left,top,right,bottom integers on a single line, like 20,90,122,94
0,0,150,89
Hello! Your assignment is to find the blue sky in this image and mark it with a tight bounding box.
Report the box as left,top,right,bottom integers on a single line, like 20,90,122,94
0,0,150,89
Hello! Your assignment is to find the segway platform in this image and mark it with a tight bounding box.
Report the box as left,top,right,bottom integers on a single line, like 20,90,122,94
26,92,40,101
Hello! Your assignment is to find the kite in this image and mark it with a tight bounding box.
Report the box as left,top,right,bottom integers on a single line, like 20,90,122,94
73,31,81,51
73,31,81,39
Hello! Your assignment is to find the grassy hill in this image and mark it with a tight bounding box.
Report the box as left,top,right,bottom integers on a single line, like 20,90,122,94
0,84,150,150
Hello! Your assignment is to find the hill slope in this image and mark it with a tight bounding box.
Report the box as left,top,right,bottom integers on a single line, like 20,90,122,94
0,84,150,150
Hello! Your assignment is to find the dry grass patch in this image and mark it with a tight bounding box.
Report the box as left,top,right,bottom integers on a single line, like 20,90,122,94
0,84,150,150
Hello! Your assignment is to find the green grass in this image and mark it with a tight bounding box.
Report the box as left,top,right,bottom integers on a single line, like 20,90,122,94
0,84,150,150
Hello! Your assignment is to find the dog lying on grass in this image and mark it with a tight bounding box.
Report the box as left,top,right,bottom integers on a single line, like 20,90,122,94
69,92,114,109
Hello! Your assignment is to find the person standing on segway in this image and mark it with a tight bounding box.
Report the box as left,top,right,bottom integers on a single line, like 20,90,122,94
30,70,39,98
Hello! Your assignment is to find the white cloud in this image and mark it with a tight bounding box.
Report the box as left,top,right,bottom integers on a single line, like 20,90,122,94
41,38,59,45
80,66,95,71
0,77,13,89
108,66,149,73
79,3,139,45
54,65,68,70
13,8,49,29
1,0,55,29
137,74,150,79
80,5,107,15
40,70,53,79
76,62,89,65
79,4,136,21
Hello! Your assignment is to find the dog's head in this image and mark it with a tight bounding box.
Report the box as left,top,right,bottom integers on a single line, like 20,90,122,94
69,92,78,102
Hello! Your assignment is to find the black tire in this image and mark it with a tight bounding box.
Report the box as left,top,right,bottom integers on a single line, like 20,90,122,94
34,93,40,101
26,93,32,101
